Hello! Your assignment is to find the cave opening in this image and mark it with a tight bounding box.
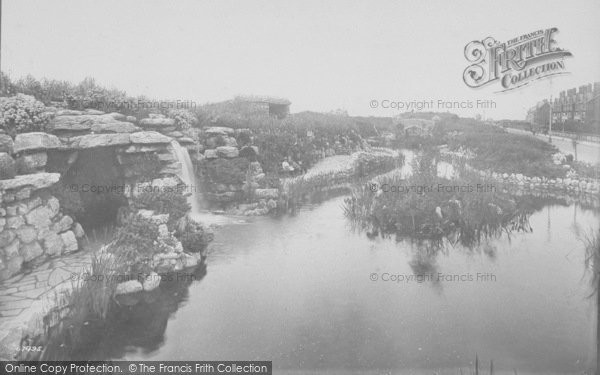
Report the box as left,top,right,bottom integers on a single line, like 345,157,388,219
48,148,128,236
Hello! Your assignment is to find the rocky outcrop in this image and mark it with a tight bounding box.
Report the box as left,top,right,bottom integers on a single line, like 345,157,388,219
129,131,171,144
13,133,62,153
139,117,176,127
0,172,59,191
0,110,190,281
112,210,204,295
115,280,143,295
216,146,239,158
49,112,140,136
204,127,235,136
254,188,279,199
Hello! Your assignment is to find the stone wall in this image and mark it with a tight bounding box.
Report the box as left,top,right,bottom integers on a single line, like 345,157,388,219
440,149,600,202
1,109,195,281
0,173,84,281
0,129,87,281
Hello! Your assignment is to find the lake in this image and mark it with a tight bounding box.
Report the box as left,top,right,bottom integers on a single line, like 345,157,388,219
85,193,598,374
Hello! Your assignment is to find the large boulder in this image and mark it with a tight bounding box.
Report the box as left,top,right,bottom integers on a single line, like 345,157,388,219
60,231,79,253
254,188,279,199
50,113,139,133
72,222,85,238
83,109,105,115
139,118,176,127
16,225,37,244
216,146,239,158
0,172,60,191
25,205,56,228
13,133,62,153
142,272,161,291
130,131,172,144
55,110,84,116
52,215,74,233
204,149,218,159
90,121,140,134
19,241,43,262
203,127,234,136
42,232,64,256
71,133,131,148
115,280,143,295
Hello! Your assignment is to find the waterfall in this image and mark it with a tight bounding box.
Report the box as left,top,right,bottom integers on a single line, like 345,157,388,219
170,140,201,214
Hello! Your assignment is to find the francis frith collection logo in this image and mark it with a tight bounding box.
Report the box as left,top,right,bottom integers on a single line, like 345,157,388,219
463,28,572,92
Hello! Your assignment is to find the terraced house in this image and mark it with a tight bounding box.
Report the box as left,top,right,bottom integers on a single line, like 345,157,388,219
527,82,600,133
526,82,600,133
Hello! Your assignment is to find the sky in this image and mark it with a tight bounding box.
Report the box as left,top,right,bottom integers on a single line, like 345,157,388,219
2,0,600,120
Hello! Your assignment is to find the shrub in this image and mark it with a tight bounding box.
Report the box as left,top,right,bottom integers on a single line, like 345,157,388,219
0,94,51,136
131,189,190,229
236,130,252,146
110,214,158,276
201,157,250,185
176,218,213,253
168,109,197,131
565,154,574,163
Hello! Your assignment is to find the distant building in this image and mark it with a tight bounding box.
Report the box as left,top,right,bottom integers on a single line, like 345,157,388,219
400,118,435,136
585,93,600,128
527,82,600,131
236,95,291,119
527,100,550,130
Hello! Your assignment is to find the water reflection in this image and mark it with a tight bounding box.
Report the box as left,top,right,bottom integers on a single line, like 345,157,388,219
85,197,594,373
49,264,207,360
45,162,599,373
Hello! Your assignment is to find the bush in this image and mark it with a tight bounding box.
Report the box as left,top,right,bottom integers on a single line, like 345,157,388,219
131,189,190,229
168,109,197,131
565,154,574,163
110,214,158,275
0,94,51,137
201,157,250,185
176,218,213,253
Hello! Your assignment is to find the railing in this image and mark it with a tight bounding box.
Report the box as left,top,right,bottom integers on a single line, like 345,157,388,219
548,130,600,143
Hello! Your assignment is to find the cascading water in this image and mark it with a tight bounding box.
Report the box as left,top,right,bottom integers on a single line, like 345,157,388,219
170,140,243,226
170,140,202,214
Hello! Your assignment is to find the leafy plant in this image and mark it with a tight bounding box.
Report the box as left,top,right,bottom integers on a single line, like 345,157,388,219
131,189,190,229
0,94,51,137
110,214,158,276
176,218,213,253
200,157,250,186
168,108,197,131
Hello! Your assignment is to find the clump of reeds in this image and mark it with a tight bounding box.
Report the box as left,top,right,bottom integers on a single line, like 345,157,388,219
20,245,123,360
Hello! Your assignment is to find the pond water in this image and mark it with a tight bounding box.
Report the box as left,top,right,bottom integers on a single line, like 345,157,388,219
88,194,598,374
